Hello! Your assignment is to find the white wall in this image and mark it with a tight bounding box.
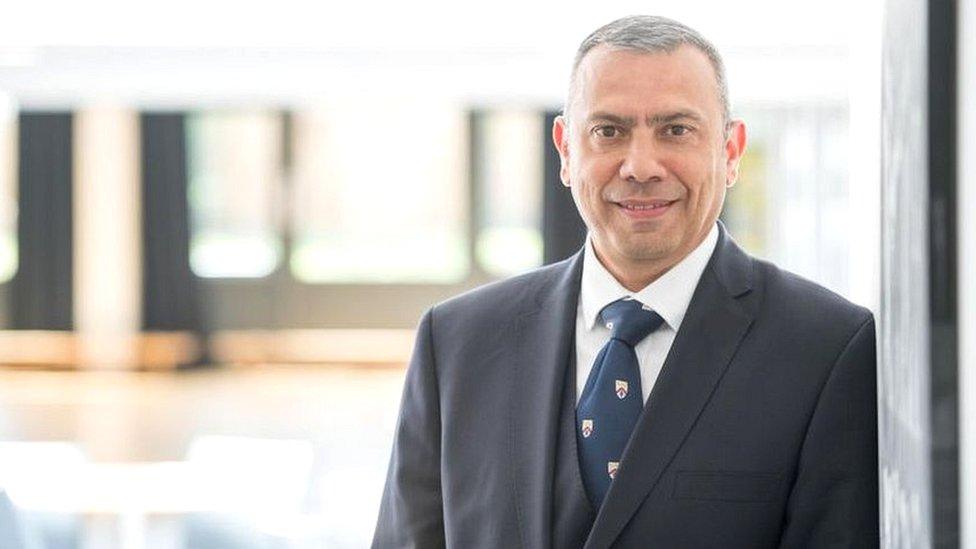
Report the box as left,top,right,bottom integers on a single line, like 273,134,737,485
959,0,976,545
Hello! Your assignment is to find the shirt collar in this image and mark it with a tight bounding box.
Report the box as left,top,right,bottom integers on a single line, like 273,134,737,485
580,223,719,332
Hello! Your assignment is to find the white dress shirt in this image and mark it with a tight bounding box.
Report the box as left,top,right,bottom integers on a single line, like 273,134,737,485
575,224,719,404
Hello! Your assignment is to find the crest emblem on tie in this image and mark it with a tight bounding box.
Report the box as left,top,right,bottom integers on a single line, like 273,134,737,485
581,419,594,438
608,461,619,479
615,380,629,399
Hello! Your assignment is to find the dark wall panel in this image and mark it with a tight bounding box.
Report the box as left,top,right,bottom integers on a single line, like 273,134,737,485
140,113,204,334
11,112,73,330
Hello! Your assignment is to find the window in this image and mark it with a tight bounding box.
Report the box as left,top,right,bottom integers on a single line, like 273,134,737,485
724,105,851,294
474,110,544,277
186,111,283,278
0,102,16,283
289,101,469,283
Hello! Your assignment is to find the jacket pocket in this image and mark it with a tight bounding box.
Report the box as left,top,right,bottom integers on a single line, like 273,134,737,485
671,471,783,503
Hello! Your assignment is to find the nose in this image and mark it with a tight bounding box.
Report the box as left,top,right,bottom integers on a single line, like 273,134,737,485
618,132,667,184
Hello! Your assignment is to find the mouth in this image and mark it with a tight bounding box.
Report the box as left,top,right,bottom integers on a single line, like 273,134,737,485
613,199,678,219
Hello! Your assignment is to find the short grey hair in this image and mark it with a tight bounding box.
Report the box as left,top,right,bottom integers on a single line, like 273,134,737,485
566,15,731,128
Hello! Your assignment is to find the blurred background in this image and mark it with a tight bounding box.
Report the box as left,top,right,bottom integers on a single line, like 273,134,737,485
0,1,883,547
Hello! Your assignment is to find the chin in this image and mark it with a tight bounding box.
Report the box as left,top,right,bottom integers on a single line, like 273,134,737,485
617,238,680,262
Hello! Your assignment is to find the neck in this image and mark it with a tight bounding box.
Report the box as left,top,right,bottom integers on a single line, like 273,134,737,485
593,249,678,292
592,231,710,292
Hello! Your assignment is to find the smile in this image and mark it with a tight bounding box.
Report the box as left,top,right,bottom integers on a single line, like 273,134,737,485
614,199,677,219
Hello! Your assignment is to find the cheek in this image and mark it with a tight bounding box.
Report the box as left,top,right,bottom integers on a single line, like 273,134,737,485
576,159,616,198
679,154,724,202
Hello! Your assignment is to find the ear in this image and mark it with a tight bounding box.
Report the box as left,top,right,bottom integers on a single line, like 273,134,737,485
723,120,747,188
552,115,571,187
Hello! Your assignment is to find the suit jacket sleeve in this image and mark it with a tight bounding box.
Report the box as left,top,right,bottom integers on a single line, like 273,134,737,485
778,315,879,548
372,308,446,549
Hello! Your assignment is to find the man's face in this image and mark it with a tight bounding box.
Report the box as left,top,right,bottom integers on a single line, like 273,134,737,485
553,45,746,282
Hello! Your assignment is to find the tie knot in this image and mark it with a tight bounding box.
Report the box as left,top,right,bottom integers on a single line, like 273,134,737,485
599,299,664,347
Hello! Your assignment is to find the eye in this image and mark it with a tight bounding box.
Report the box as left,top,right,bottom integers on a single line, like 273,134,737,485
592,125,621,138
666,124,691,137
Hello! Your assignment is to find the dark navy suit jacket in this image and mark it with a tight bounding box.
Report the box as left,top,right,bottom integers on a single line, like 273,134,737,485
373,224,879,548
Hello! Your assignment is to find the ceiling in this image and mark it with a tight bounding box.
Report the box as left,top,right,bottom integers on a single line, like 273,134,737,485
0,0,881,108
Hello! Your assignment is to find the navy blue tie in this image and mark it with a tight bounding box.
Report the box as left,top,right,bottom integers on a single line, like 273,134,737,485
576,298,664,508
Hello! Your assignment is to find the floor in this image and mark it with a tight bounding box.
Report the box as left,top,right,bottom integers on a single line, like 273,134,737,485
0,365,407,549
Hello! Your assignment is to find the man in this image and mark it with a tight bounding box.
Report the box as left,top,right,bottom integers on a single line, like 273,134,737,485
373,15,878,548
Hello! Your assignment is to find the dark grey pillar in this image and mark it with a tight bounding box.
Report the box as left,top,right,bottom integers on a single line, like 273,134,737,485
140,113,205,339
542,111,586,264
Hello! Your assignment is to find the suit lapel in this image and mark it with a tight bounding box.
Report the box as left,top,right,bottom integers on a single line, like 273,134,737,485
585,226,758,549
509,251,584,549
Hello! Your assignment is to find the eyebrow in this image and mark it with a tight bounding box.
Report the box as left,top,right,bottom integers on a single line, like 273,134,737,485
586,110,705,126
648,111,705,125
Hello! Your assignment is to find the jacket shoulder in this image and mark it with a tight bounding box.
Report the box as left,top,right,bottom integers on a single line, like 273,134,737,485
431,256,575,324
754,258,873,335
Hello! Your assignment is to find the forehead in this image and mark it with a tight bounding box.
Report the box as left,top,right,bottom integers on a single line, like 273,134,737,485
573,44,721,121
